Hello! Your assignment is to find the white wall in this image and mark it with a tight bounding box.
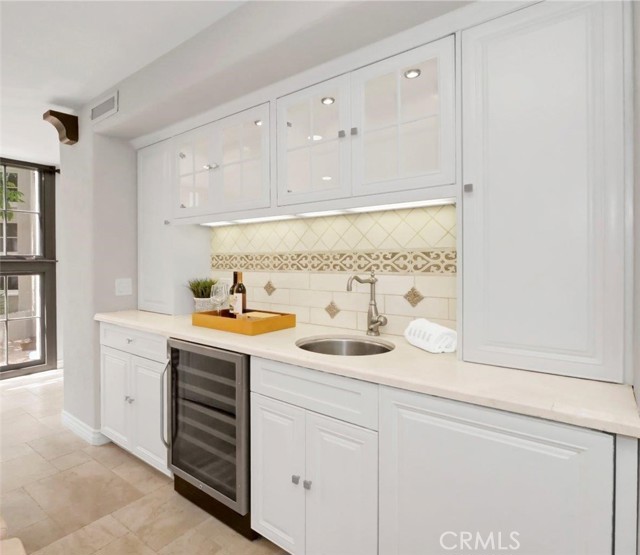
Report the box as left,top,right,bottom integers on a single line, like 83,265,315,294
633,3,640,406
58,111,137,431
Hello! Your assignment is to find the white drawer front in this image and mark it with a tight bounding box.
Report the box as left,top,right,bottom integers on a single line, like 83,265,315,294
100,323,167,363
251,357,378,430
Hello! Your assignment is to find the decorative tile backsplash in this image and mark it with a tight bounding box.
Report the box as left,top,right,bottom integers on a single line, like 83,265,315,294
209,205,458,336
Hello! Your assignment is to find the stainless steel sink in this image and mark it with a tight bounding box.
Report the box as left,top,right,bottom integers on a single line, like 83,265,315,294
295,335,395,356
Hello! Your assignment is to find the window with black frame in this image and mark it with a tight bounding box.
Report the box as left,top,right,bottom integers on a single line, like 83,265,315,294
0,158,57,378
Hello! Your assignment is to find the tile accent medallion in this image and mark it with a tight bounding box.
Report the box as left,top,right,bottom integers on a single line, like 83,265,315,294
212,249,456,274
404,287,425,307
325,302,341,319
263,281,276,296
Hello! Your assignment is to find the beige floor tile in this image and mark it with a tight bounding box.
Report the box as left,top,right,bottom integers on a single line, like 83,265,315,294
94,532,156,555
31,514,128,555
14,517,66,554
113,484,208,551
50,450,92,471
0,487,48,532
0,451,58,493
25,460,143,534
28,431,89,461
158,517,224,555
37,415,65,434
0,442,37,463
82,443,137,470
111,457,171,495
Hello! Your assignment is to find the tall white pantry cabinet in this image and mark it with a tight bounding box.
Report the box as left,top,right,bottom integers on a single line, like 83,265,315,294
461,1,626,382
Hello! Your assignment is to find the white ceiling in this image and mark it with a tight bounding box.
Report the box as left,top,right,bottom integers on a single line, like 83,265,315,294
0,0,470,167
0,1,244,165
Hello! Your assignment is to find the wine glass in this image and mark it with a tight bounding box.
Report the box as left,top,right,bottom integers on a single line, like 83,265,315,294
210,283,229,315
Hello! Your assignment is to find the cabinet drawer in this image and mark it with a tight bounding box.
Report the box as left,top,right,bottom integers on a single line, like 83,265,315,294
251,357,378,430
100,323,167,363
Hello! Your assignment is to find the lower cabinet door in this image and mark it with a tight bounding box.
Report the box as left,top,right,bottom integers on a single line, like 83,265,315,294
131,356,169,474
305,412,378,555
379,387,614,555
100,346,131,449
251,393,306,554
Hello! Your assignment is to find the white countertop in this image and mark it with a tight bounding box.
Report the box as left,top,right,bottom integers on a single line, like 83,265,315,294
95,310,640,438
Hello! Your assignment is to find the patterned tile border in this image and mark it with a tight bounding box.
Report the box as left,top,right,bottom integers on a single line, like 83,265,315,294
211,249,456,274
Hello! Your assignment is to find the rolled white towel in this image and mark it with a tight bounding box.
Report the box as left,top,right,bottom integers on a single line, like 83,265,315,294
404,318,457,354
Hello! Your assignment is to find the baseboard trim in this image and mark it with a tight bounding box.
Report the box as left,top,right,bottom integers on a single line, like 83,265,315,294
62,411,110,446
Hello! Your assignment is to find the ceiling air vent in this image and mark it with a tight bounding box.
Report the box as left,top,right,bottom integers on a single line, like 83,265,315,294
90,91,119,123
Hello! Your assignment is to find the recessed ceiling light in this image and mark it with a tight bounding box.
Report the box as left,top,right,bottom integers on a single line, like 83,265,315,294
254,120,263,126
403,69,421,79
321,97,335,105
307,135,323,141
321,176,332,181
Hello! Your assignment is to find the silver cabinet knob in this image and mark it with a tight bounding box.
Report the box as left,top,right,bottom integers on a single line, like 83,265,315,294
126,338,134,344
203,163,220,170
350,127,358,136
178,152,186,159
291,475,300,485
128,397,135,404
124,395,130,402
463,183,474,193
164,220,170,225
303,480,312,490
338,130,346,138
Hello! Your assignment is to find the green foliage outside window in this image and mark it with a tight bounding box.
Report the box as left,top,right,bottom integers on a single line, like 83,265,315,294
0,172,24,221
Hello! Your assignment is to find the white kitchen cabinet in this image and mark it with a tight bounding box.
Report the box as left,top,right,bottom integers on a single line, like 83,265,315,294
137,140,212,315
379,387,614,555
351,35,455,196
251,392,378,555
277,76,351,206
277,36,455,208
462,1,625,381
173,103,271,218
251,393,306,555
100,325,170,476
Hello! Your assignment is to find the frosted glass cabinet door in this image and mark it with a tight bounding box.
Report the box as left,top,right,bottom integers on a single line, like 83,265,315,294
277,76,351,205
461,2,625,381
212,103,271,213
351,36,455,196
172,123,216,218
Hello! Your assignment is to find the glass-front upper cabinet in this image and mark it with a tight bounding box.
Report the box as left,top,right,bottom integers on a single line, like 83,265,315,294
214,103,271,213
173,122,216,218
172,104,270,218
277,76,351,205
350,36,455,196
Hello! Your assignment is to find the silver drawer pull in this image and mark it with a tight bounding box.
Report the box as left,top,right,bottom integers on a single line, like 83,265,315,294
124,395,130,402
303,479,312,490
350,127,358,136
126,338,134,344
128,397,135,404
463,183,474,193
338,130,346,138
291,475,300,485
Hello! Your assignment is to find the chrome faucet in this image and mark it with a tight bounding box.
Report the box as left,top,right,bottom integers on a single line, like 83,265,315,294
346,269,387,336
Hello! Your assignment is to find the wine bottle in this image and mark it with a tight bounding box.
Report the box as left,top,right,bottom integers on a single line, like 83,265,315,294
228,272,238,314
235,272,247,314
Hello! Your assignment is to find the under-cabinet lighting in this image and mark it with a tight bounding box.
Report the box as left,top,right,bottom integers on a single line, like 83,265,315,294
403,69,421,79
347,198,455,213
297,210,348,218
254,120,263,126
201,221,234,227
233,215,296,224
321,176,332,181
307,135,323,141
321,97,335,105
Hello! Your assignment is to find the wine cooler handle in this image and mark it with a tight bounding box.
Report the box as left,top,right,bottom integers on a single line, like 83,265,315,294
160,360,170,448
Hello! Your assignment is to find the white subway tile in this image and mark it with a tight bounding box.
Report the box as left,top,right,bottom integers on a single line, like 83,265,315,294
309,308,358,330
290,289,331,308
414,275,457,298
429,318,458,331
448,298,458,321
310,273,357,292
381,314,414,336
242,272,271,287
384,295,448,320
271,272,310,290
375,275,414,295
254,287,290,305
249,301,272,312
332,291,376,313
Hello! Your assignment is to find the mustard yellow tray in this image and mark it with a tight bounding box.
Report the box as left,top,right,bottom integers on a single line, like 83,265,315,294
192,309,296,336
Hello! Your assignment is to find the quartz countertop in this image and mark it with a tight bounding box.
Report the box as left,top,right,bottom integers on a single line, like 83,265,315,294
95,310,640,438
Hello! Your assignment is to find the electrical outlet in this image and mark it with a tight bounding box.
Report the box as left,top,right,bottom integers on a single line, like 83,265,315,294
115,278,133,296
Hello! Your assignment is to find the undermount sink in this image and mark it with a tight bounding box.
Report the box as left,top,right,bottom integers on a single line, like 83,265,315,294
295,335,395,356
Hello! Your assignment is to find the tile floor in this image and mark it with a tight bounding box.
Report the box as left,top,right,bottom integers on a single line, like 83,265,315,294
0,369,286,554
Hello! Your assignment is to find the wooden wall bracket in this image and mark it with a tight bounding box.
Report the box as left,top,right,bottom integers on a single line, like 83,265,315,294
43,110,78,145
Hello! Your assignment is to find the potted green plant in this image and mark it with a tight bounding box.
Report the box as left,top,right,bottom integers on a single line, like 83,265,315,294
188,278,218,312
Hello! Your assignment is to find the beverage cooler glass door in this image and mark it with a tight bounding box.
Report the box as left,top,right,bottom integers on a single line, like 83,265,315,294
168,339,249,514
